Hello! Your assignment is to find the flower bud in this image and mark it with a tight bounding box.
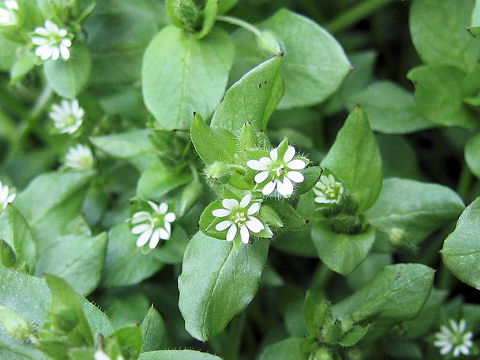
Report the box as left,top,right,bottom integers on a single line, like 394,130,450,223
0,306,34,342
257,30,282,55
205,161,231,183
387,227,413,250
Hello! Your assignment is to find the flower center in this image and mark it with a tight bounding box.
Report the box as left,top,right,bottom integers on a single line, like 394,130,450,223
324,185,339,199
269,161,286,179
451,332,465,346
231,209,247,226
151,214,165,227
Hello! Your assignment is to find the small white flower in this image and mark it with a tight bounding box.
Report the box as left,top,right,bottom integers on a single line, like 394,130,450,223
313,174,344,204
49,99,84,134
0,180,15,210
247,144,306,197
434,319,474,358
212,193,266,244
94,350,124,360
64,144,94,170
0,0,19,26
31,20,72,61
131,201,176,249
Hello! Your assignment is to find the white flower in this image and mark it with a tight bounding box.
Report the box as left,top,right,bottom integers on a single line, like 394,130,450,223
94,350,124,360
0,180,15,210
0,0,18,26
49,99,84,134
313,174,344,204
131,201,176,249
31,20,72,61
212,193,266,244
64,144,94,170
434,319,474,357
247,144,306,197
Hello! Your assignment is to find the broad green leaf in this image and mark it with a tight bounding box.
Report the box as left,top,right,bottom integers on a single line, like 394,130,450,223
377,135,422,179
366,178,464,246
332,264,434,323
14,170,95,252
465,132,480,178
190,113,238,164
231,9,351,109
273,229,318,258
442,196,480,289
142,26,234,130
141,307,169,352
0,205,36,273
321,107,382,212
345,81,434,134
101,223,163,288
178,231,269,341
44,45,92,99
311,221,376,275
211,56,284,136
10,51,36,84
100,290,150,328
259,338,310,360
35,233,107,295
85,0,160,89
90,129,155,159
139,350,222,360
0,240,16,269
0,266,113,335
263,200,308,231
0,35,17,71
346,253,392,291
407,65,477,129
218,0,237,13
410,0,480,72
137,163,192,199
107,325,143,360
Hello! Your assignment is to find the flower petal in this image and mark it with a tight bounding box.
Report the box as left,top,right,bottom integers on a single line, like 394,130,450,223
226,224,237,241
136,229,152,247
247,202,260,215
247,159,268,171
287,159,306,170
212,208,230,217
283,145,295,162
254,171,269,183
147,201,159,212
165,212,176,222
269,148,278,161
149,230,161,249
216,220,232,231
287,171,304,183
262,181,276,195
131,223,151,234
240,193,251,208
240,225,250,244
277,178,293,196
158,202,168,214
246,217,264,233
159,228,170,240
222,198,239,210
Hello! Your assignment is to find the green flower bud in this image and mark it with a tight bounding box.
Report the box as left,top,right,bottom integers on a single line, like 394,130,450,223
257,30,282,55
0,306,34,342
166,0,204,33
330,213,364,234
388,227,414,250
309,346,334,360
205,161,231,183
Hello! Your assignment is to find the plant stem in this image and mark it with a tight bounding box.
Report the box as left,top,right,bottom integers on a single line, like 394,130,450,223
457,162,472,201
325,0,396,34
216,15,262,37
28,84,54,122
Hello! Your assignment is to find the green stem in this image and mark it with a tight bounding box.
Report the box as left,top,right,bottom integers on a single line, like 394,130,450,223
28,84,54,122
325,0,396,34
457,162,472,200
216,15,262,37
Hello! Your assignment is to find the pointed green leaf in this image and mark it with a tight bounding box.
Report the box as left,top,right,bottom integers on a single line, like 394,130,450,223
141,307,169,352
139,350,222,360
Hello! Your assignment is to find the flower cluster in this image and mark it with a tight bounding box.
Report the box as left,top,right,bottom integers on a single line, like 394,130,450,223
64,144,94,170
212,193,266,244
131,201,176,249
247,144,306,197
313,174,344,205
49,99,84,134
0,180,15,210
434,319,474,357
0,0,18,26
31,20,72,61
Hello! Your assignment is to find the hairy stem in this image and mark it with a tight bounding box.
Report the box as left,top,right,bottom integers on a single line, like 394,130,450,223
216,15,262,37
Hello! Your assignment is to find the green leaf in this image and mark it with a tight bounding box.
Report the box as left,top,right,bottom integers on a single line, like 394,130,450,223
90,129,155,160
346,253,392,291
211,56,284,136
137,163,192,199
0,34,17,71
141,307,169,352
407,65,477,129
0,205,36,273
218,0,237,14
410,0,480,72
101,223,163,288
331,264,435,323
232,9,351,109
366,178,465,247
0,240,16,269
178,231,269,341
470,0,480,35
107,325,143,360
44,45,92,99
263,200,308,231
259,338,310,360
190,113,238,164
345,81,434,134
35,233,107,295
10,51,36,84
442,196,480,289
14,170,95,252
321,107,382,212
0,266,113,335
139,350,222,360
465,132,480,178
311,221,376,275
142,26,234,130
